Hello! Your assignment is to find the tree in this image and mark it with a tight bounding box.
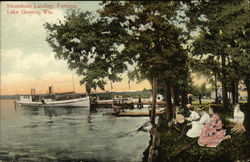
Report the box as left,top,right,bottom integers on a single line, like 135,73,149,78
228,23,250,105
185,0,249,108
45,1,191,125
45,10,131,93
189,83,212,104
100,1,189,124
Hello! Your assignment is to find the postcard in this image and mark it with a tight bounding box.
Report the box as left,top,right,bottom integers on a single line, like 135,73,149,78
0,1,249,162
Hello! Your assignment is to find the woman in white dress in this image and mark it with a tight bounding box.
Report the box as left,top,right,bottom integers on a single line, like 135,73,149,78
231,104,246,133
186,105,211,138
185,104,200,138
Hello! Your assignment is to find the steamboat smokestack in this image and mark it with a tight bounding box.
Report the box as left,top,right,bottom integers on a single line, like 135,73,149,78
49,86,53,94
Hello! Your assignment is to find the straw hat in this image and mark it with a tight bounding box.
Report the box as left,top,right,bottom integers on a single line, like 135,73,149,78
197,106,206,111
187,104,193,109
176,114,185,124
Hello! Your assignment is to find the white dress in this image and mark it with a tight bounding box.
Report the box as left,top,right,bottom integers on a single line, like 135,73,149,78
199,111,210,125
232,108,246,133
186,111,210,138
186,111,201,138
234,109,244,123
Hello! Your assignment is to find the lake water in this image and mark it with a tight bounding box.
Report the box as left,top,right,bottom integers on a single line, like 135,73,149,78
0,100,150,162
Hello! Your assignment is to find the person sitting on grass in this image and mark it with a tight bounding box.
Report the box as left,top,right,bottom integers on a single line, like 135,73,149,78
184,105,211,138
185,104,202,138
198,107,211,125
198,106,230,147
231,104,246,133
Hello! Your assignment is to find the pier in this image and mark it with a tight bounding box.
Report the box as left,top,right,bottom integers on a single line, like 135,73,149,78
90,100,166,109
106,111,164,117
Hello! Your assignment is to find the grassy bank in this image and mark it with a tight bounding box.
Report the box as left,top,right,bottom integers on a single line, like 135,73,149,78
156,103,250,162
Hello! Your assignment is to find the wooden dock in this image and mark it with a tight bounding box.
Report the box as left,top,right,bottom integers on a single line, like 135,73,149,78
91,100,166,109
106,111,164,117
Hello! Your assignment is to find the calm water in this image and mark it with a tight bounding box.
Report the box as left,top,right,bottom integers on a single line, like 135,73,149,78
0,100,150,162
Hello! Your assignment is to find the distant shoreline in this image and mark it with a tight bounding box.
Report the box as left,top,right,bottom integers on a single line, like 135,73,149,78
0,95,19,100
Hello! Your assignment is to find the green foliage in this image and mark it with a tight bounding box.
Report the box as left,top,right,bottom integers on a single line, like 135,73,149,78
183,0,249,106
101,1,189,87
189,83,212,97
44,0,249,105
189,0,249,79
45,10,130,92
45,1,191,93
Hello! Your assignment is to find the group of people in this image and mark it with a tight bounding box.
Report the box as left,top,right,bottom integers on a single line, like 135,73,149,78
174,103,245,147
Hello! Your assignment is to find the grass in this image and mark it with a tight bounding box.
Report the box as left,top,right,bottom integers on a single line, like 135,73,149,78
192,101,212,105
156,103,250,162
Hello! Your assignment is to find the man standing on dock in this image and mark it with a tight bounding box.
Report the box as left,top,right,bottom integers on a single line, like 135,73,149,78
138,96,143,108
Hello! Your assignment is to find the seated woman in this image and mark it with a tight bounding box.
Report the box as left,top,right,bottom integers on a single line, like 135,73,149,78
185,104,201,138
185,106,211,138
198,107,230,147
198,108,211,125
231,104,246,133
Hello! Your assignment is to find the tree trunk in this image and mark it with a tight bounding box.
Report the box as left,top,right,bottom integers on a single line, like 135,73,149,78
128,80,131,91
221,54,229,108
151,77,157,126
172,86,179,106
247,84,250,107
181,90,188,108
232,80,239,104
164,81,173,122
245,75,250,107
235,80,239,103
231,80,236,105
214,73,218,103
199,96,202,105
110,81,113,91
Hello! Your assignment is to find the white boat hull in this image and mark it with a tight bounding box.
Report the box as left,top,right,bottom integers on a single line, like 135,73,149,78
16,97,90,107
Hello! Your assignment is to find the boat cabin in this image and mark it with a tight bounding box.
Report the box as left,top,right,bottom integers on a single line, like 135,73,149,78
20,95,33,102
19,95,47,102
19,93,86,103
113,96,133,104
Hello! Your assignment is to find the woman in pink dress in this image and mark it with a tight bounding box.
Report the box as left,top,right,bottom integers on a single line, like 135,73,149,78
198,107,230,147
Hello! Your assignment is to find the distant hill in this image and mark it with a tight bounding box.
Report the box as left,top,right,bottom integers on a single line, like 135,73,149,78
91,90,152,100
0,95,20,99
0,90,152,100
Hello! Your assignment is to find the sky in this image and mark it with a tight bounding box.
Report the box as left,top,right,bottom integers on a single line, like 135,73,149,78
0,1,153,95
0,1,210,96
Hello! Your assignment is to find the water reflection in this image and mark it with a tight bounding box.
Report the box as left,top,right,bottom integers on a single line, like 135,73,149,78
90,106,98,114
88,107,97,124
21,106,85,117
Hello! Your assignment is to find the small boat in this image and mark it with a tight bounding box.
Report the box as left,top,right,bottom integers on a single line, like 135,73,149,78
16,93,90,107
